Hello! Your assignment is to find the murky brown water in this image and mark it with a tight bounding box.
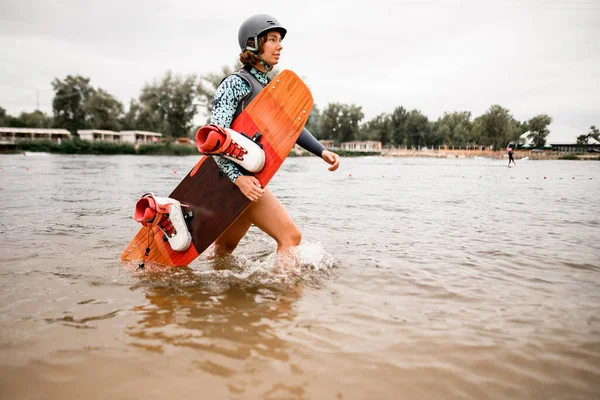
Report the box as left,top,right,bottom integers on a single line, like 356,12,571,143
1,154,599,399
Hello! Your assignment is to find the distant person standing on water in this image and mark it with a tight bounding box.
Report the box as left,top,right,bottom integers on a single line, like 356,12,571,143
507,144,516,166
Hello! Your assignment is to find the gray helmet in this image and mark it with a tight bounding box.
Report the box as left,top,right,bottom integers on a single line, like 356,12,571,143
238,14,287,52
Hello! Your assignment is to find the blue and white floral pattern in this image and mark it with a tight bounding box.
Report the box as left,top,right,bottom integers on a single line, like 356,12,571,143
210,68,269,183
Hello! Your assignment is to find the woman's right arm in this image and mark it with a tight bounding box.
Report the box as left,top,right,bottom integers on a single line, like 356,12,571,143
210,75,249,184
210,75,265,201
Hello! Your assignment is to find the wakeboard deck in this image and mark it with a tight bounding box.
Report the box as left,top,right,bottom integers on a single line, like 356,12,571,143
121,70,313,267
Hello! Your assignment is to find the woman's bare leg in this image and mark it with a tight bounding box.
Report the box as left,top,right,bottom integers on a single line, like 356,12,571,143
243,188,301,252
244,188,301,268
213,188,300,254
213,214,252,256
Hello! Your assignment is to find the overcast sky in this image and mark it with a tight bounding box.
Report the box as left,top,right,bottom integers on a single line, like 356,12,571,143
1,0,599,142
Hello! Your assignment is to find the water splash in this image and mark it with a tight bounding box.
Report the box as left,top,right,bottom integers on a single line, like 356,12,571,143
125,240,335,295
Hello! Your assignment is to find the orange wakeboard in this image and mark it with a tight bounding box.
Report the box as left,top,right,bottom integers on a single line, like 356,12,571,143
121,70,313,267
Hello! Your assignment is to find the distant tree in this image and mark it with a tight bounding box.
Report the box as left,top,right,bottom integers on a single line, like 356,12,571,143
52,75,94,134
576,125,600,145
473,105,518,149
389,106,408,146
434,119,451,146
591,125,600,141
0,107,25,127
19,110,53,128
526,114,553,148
576,134,588,145
305,104,321,138
318,103,364,142
360,113,391,144
433,111,473,147
513,119,528,143
139,71,199,138
84,88,124,131
319,103,343,142
424,126,443,148
0,109,50,128
405,109,430,147
123,98,166,133
120,100,142,131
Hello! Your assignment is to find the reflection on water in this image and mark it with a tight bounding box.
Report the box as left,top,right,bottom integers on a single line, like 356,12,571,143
128,267,300,363
122,260,335,399
0,154,599,399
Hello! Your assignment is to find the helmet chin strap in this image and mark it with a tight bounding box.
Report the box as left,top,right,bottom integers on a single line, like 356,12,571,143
258,55,272,72
256,52,273,73
247,35,272,72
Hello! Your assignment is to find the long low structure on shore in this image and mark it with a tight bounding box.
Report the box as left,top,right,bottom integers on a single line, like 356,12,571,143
0,127,162,144
0,127,71,144
78,129,162,143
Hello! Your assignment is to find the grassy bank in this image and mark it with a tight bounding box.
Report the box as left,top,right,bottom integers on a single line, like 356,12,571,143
381,148,600,161
136,142,198,156
11,140,599,160
15,139,199,156
14,140,381,157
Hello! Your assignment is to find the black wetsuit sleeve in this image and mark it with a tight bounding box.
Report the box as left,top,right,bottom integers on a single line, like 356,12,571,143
296,128,326,157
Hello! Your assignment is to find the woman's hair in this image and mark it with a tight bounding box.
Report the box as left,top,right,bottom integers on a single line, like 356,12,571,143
239,36,267,65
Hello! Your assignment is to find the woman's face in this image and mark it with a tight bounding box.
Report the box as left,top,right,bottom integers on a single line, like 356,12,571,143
260,31,283,67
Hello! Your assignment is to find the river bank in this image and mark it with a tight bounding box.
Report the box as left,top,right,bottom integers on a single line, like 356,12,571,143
5,139,381,157
4,139,599,160
379,148,600,161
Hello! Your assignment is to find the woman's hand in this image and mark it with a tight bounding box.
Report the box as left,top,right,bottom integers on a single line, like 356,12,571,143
321,150,340,171
235,175,265,201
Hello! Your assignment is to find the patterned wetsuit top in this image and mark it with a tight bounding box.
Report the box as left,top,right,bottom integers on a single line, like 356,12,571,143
209,67,269,183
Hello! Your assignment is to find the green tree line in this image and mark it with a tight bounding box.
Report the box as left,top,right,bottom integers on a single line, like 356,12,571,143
1,65,595,148
309,104,559,149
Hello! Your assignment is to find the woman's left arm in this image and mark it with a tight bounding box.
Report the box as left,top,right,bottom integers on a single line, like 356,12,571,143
321,149,340,171
296,128,340,171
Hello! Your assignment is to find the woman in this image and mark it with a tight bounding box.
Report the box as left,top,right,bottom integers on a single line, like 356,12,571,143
209,14,340,261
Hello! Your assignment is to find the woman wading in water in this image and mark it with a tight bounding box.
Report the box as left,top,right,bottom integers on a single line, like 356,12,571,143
208,14,340,265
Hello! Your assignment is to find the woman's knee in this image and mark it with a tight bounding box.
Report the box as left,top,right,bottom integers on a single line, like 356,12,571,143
279,227,302,248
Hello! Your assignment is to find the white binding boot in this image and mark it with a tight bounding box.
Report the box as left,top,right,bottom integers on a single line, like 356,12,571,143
134,193,192,252
195,124,265,173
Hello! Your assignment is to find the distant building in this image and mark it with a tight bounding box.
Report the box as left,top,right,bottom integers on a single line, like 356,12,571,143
340,140,382,152
550,142,600,153
0,127,71,143
174,137,195,146
78,130,162,144
119,131,162,144
319,139,336,149
78,129,122,142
